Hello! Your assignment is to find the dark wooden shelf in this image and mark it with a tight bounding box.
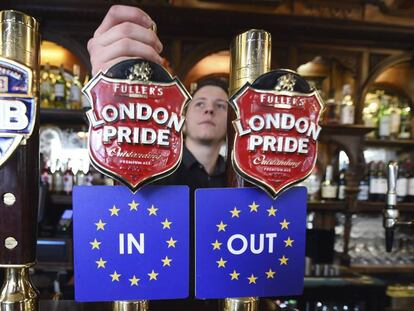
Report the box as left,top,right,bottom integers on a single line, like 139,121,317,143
350,264,414,274
308,200,346,212
50,194,72,205
355,201,414,213
364,138,414,148
40,108,87,125
320,124,375,137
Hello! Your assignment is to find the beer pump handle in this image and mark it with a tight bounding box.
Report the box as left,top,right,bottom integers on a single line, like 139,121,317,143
384,161,399,252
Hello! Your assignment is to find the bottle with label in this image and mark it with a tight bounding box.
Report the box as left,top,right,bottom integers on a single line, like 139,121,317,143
321,165,338,200
376,161,388,202
396,161,408,203
339,84,355,125
306,166,322,201
368,161,378,201
40,63,53,108
63,159,74,195
407,162,414,203
399,105,412,139
389,97,401,140
69,64,82,110
81,75,91,111
53,160,64,194
377,94,391,139
40,158,53,192
323,98,338,124
357,165,369,201
54,64,67,109
337,168,346,200
75,160,87,186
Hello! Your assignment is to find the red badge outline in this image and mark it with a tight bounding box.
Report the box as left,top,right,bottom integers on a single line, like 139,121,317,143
84,70,190,192
230,83,324,198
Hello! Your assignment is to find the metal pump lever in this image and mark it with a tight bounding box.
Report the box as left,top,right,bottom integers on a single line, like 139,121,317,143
383,161,414,252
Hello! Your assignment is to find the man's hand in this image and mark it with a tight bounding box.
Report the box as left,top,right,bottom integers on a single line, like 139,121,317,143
88,5,164,75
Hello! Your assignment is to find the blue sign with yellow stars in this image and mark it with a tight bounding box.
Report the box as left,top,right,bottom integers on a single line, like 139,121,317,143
195,186,306,299
73,185,189,302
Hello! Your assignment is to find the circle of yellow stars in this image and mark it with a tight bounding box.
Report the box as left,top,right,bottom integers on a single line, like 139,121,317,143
211,201,294,285
89,198,178,287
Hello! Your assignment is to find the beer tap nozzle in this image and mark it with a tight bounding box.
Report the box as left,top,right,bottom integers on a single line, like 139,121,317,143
383,161,399,252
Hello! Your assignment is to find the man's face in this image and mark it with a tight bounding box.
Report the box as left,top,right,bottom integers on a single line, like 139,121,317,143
184,85,228,145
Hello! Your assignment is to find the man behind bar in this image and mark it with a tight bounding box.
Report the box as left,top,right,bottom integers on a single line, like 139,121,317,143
87,5,228,310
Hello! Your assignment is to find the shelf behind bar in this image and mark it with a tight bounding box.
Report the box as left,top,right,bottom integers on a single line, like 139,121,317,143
320,124,375,137
351,264,414,274
364,138,414,148
308,200,346,211
355,201,414,213
40,108,87,125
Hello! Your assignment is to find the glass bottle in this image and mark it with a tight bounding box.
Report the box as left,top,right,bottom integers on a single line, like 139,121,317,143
376,161,387,202
377,94,391,139
40,157,53,192
63,159,74,195
407,162,414,203
389,96,401,139
40,63,53,108
81,75,91,111
321,165,338,200
339,84,355,125
54,64,67,109
69,64,82,110
399,104,411,139
53,160,64,194
357,165,369,201
396,161,408,203
337,168,346,200
368,161,378,201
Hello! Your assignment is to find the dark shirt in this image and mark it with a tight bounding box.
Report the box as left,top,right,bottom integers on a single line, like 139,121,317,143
162,145,227,194
152,146,226,311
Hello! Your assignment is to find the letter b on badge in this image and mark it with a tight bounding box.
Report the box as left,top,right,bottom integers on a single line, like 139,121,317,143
0,100,29,130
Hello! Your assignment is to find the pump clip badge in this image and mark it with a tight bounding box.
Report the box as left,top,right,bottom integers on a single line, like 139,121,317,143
230,69,324,198
84,59,190,192
0,57,36,168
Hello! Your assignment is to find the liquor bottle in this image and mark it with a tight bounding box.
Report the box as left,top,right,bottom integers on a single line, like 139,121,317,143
40,158,53,192
53,160,64,194
337,168,346,200
321,165,337,200
389,96,401,140
40,63,53,108
75,160,86,186
399,104,411,139
339,84,355,125
407,162,414,203
69,64,82,109
323,98,338,124
376,161,388,202
377,94,391,139
54,64,67,109
306,166,321,201
368,161,378,201
357,165,369,201
396,161,408,203
63,159,74,195
81,75,91,111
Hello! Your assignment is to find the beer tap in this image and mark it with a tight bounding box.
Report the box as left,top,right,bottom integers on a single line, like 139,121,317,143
383,161,414,252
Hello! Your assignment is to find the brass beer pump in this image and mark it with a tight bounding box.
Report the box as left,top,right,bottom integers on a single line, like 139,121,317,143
0,10,40,311
224,29,271,311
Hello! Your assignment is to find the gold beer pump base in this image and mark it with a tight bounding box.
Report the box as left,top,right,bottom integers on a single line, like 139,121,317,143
113,300,149,311
0,266,39,311
221,297,259,311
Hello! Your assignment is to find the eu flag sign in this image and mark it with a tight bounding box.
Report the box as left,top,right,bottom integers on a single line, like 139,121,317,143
73,185,189,302
195,187,306,299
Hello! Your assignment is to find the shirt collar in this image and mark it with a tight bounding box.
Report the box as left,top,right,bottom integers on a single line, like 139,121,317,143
182,145,226,176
